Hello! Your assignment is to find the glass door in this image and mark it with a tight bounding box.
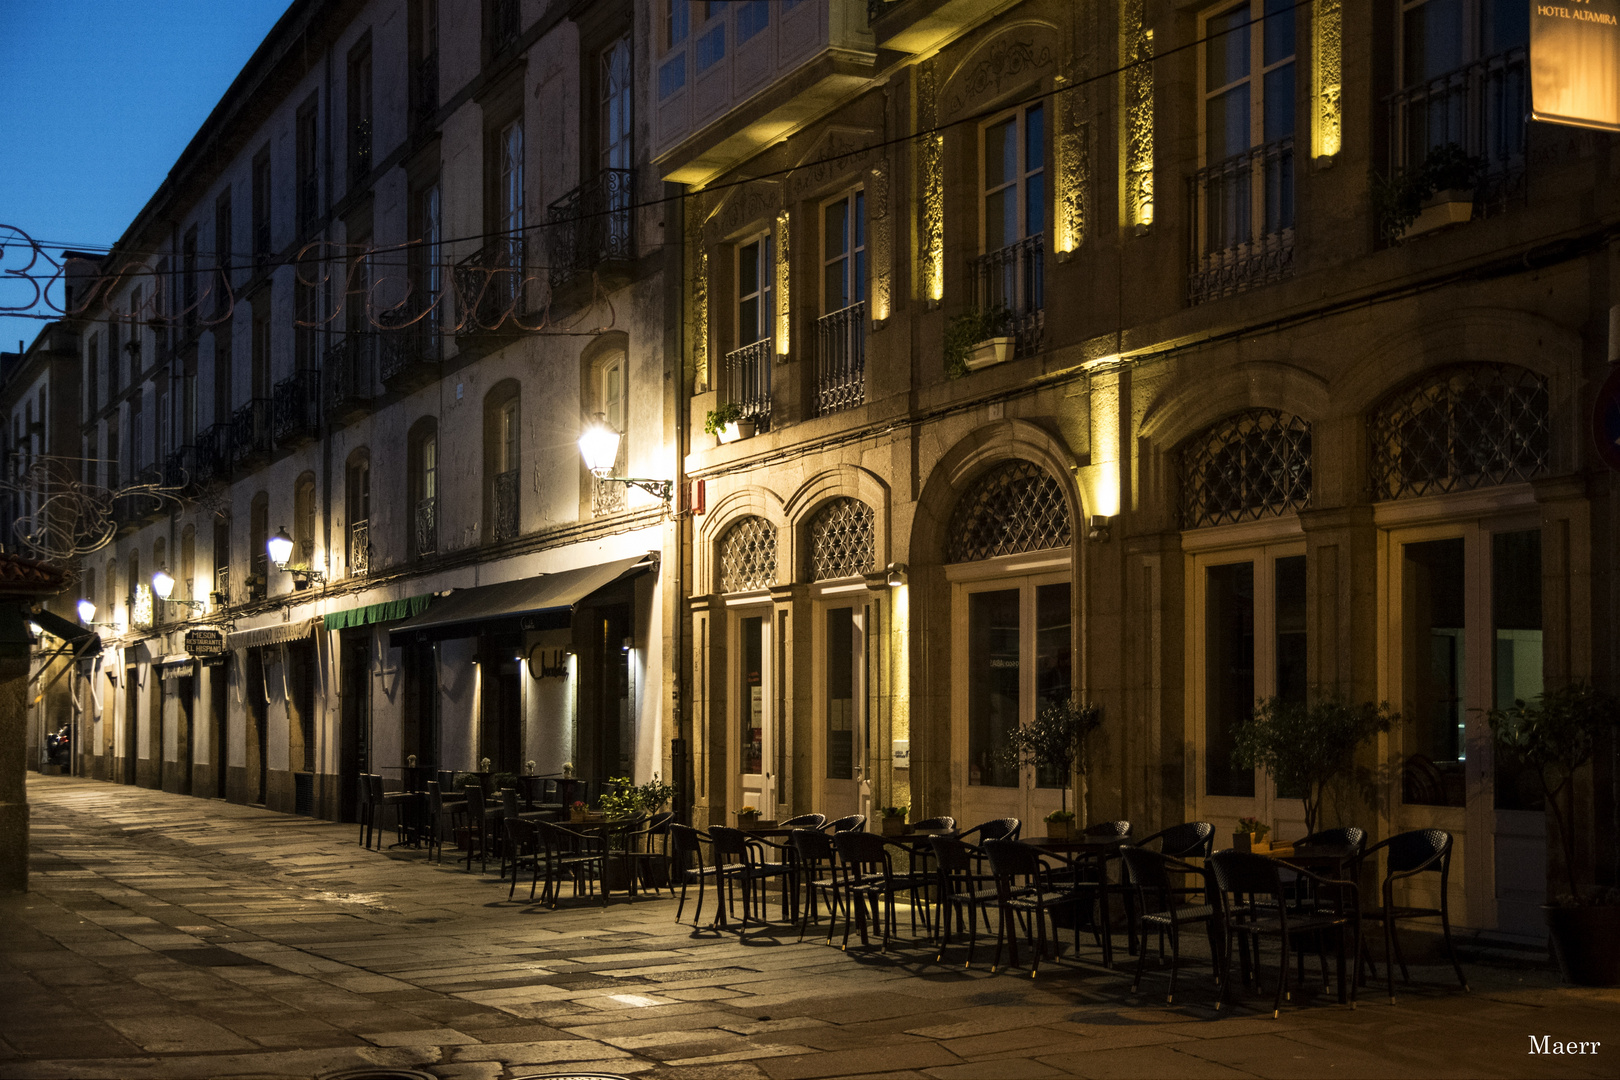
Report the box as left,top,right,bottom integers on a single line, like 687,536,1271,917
734,608,775,816
815,600,867,821
1192,543,1308,837
952,572,1072,828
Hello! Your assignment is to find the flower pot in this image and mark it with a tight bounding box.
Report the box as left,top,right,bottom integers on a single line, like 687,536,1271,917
1046,821,1073,840
717,419,755,444
1233,831,1257,852
965,336,1015,371
1547,904,1620,986
882,817,906,837
1403,189,1474,239
570,810,588,823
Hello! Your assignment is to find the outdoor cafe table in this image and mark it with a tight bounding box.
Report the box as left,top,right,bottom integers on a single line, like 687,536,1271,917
1022,834,1132,967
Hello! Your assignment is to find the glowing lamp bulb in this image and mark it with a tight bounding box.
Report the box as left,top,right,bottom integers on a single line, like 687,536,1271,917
152,568,176,601
267,527,294,568
77,598,97,623
578,416,621,477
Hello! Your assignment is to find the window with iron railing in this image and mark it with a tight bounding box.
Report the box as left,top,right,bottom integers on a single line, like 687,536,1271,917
817,191,866,415
493,469,519,542
976,103,1045,355
546,169,634,288
489,0,520,58
349,518,370,577
348,39,373,190
1190,0,1295,304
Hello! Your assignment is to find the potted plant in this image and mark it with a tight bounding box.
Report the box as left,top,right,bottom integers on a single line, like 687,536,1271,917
703,401,754,444
1371,141,1484,242
736,805,760,829
1001,694,1104,826
569,800,589,823
880,805,909,837
943,306,1013,378
1488,682,1620,986
1233,816,1271,853
1233,696,1397,837
1045,809,1077,840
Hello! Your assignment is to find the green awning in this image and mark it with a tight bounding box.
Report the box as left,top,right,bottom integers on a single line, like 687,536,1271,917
323,594,434,632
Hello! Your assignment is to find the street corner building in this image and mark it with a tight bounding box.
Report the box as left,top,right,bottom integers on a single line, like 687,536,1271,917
3,0,1617,941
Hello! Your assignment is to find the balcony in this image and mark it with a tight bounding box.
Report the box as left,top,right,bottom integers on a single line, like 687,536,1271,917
723,338,773,431
546,168,635,292
492,468,519,543
489,0,520,58
212,563,231,606
414,497,436,558
324,336,374,425
1388,47,1527,213
452,245,526,352
378,310,442,392
349,519,370,577
814,301,866,416
163,446,198,494
412,51,439,130
654,1,877,185
272,368,321,447
194,423,233,486
349,118,372,192
231,399,272,470
1188,138,1295,305
969,233,1044,358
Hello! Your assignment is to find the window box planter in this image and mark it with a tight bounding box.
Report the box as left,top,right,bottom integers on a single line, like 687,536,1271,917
965,336,1016,371
881,816,907,837
1404,188,1474,239
1045,819,1074,841
716,418,756,444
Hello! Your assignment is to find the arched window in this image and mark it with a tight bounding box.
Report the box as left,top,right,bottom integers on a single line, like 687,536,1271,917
1369,364,1549,500
345,449,370,576
408,420,437,558
947,460,1072,563
718,515,776,593
484,381,521,542
1179,409,1312,529
808,498,875,581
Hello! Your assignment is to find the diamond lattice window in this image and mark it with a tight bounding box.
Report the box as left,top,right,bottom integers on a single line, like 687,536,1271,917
719,515,777,594
809,498,875,581
1369,364,1549,501
947,460,1073,563
1180,409,1312,529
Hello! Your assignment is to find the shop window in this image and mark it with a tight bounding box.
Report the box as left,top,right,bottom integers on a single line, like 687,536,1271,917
1179,408,1311,528
808,498,875,581
947,460,1072,563
1369,363,1548,500
719,515,776,594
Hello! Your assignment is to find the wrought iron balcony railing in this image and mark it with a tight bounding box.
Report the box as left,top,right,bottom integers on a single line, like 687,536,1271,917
349,519,370,577
272,368,321,447
163,445,197,493
546,168,634,289
969,233,1045,357
324,336,374,424
452,244,526,335
489,0,520,57
723,338,773,430
1188,137,1295,305
1387,46,1527,211
492,468,519,543
194,423,233,486
350,118,372,190
815,301,866,416
414,496,436,558
413,51,439,129
378,310,442,391
212,563,231,606
230,398,273,469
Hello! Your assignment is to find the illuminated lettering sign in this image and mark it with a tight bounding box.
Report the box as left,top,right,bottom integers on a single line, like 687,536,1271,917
1532,0,1620,131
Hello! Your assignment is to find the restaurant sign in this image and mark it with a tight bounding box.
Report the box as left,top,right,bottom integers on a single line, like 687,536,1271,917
185,628,226,657
1532,1,1620,132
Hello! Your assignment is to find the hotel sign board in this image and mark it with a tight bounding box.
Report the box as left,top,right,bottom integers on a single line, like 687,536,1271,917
1532,1,1620,132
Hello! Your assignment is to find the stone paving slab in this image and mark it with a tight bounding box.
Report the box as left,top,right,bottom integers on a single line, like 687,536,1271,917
2,776,1616,1080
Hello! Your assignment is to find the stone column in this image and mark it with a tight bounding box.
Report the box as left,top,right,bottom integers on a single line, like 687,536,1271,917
0,650,32,892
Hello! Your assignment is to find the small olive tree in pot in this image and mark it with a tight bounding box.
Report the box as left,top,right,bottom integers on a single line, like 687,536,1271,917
1001,695,1103,829
1488,682,1620,986
1233,696,1397,837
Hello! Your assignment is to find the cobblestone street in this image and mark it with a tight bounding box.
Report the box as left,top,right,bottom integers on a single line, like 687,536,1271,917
1,776,1613,1079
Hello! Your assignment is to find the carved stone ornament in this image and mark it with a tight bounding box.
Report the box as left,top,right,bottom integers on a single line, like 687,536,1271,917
946,32,1057,118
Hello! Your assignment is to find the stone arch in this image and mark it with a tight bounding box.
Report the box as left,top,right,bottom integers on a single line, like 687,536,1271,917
784,465,890,583
939,21,1062,123
697,486,789,596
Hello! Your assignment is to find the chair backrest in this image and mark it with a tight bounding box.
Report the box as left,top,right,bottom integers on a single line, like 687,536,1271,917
1384,828,1452,877
791,826,836,865
780,813,827,829
982,838,1049,892
1140,821,1214,858
504,816,536,852
1083,819,1131,840
1119,844,1174,892
827,814,866,833
961,817,1021,844
426,781,443,814
913,816,956,831
928,835,977,875
367,773,386,802
466,785,489,818
1208,849,1285,898
1301,826,1366,855
832,829,893,877
707,825,752,861
668,822,705,864
499,788,522,818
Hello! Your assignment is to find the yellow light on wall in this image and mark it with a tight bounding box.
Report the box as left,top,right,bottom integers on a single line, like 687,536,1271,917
1313,0,1343,160
775,210,791,356
871,165,892,322
131,584,154,630
1123,1,1154,232
694,246,710,391
889,578,911,812
924,134,944,302
1090,373,1122,518
1054,79,1086,258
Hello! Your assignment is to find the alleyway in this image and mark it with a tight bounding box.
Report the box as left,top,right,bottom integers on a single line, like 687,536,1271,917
1,776,1613,1080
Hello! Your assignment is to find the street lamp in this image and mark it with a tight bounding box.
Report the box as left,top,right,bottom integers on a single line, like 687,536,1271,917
268,526,324,589
153,567,205,612
77,598,96,623
578,414,674,503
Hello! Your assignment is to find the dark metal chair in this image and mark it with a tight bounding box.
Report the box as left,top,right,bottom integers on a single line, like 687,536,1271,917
780,813,827,829
790,827,845,943
825,814,866,833
982,839,1080,978
708,825,794,929
831,830,914,951
1136,821,1215,858
929,835,1000,968
534,820,607,908
462,786,504,872
1120,844,1218,1003
1357,828,1467,1001
669,823,721,926
1208,849,1361,1017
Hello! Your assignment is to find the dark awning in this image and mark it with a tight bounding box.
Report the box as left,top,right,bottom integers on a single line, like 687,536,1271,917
226,617,320,651
30,607,102,660
387,554,655,647
323,594,434,632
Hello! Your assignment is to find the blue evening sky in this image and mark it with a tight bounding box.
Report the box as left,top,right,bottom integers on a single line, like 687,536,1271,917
1,1,293,354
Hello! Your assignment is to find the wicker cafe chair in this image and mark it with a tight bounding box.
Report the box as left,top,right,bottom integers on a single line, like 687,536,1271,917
1207,849,1360,1017
1137,821,1216,858
1120,845,1219,1004
930,835,1001,968
356,773,374,847
982,839,1079,978
423,781,466,864
534,820,607,908
462,785,504,872
708,826,794,929
618,811,676,895
831,830,914,951
825,814,866,833
1357,828,1468,1001
780,813,827,829
791,827,845,944
502,817,544,901
670,823,722,926
366,774,411,850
